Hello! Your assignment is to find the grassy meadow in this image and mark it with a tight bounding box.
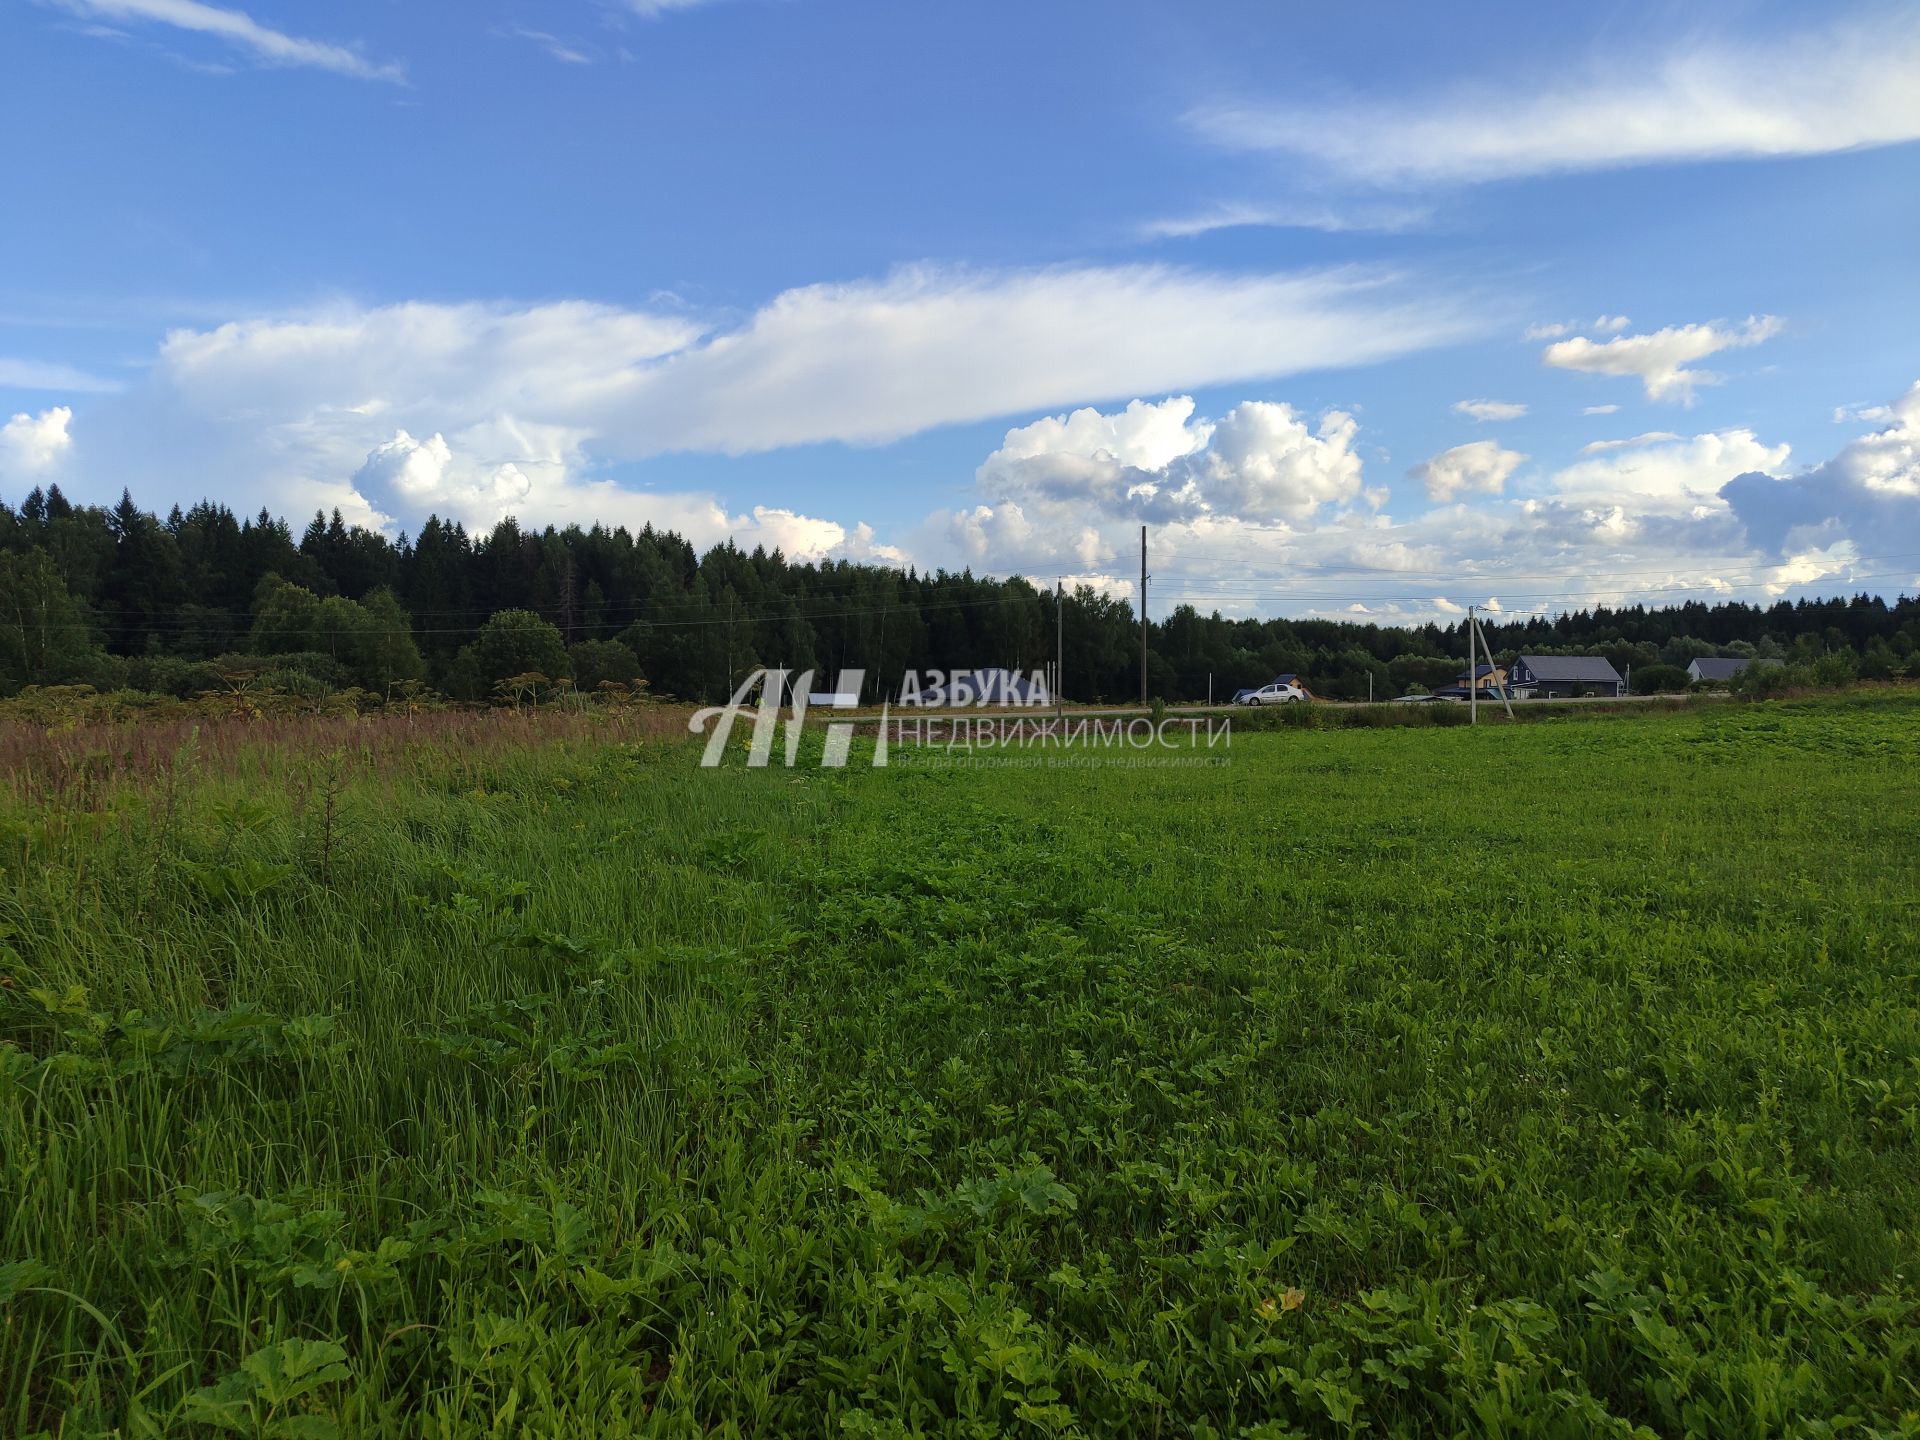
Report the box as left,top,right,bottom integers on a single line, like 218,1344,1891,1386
2,693,1918,1437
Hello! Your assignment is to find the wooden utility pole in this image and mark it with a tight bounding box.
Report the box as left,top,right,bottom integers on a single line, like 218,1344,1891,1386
1139,525,1149,708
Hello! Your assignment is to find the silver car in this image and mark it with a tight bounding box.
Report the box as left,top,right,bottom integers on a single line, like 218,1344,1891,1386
1239,681,1307,705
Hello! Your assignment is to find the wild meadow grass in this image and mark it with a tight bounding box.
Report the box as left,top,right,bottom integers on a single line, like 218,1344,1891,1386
2,693,1917,1436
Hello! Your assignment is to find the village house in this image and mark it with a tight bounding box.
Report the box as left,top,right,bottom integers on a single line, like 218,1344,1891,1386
1687,656,1782,684
1507,654,1625,698
1433,662,1507,701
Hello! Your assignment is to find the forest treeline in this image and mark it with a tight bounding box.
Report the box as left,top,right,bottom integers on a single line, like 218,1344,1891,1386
3,486,1918,704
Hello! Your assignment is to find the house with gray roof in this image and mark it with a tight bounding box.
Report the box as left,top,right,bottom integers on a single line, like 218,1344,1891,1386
1507,654,1624,698
1687,656,1782,684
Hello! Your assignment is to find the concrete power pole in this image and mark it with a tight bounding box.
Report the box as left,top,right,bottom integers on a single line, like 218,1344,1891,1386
1468,606,1513,724
1468,606,1479,727
1479,610,1512,720
1055,578,1064,712
1139,525,1149,708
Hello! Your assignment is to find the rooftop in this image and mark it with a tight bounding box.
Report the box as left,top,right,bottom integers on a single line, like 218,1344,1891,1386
1517,654,1624,683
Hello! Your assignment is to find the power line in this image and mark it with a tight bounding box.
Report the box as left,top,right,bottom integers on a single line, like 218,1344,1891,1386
1148,549,1920,584
1148,569,1920,606
4,590,1031,641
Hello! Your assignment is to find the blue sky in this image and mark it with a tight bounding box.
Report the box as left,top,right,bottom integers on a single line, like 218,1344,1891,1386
3,0,1918,620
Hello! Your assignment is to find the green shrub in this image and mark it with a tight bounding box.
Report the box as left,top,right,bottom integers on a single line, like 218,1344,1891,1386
1632,663,1691,695
462,610,573,698
567,638,643,691
1813,649,1860,688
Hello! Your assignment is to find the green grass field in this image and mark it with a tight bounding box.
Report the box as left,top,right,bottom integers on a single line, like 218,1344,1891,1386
3,694,1918,1437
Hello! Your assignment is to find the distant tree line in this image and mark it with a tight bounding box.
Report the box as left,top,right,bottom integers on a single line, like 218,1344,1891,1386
2,485,1917,704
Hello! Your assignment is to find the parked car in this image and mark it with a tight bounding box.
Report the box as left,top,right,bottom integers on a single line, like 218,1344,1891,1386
1238,680,1307,705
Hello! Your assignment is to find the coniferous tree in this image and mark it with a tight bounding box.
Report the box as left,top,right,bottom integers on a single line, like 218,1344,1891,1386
0,485,1914,701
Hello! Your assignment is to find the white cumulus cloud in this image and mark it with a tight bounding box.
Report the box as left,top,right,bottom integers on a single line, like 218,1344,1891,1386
1551,429,1791,513
904,403,1893,619
743,508,910,565
1410,439,1525,502
1725,380,1920,553
1542,316,1782,403
353,430,535,526
0,406,74,474
977,395,1368,527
